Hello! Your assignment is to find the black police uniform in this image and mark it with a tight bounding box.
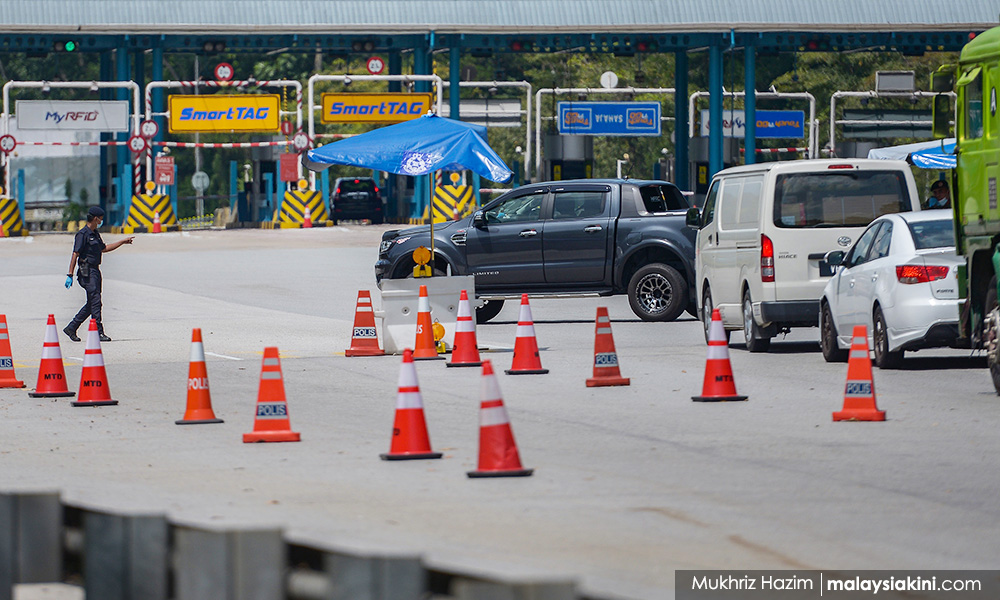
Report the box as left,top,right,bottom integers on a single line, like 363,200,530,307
67,226,107,336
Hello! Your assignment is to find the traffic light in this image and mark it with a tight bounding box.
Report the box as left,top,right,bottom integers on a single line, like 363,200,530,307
201,40,226,54
53,40,78,52
351,40,375,52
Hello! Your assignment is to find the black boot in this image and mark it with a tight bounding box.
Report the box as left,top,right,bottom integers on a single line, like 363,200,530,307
63,325,80,342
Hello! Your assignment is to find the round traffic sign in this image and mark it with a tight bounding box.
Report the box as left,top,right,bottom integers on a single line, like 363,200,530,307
292,131,310,152
0,134,16,154
214,62,235,82
281,121,293,136
191,171,210,192
366,56,385,75
128,135,147,154
600,71,619,89
140,120,159,139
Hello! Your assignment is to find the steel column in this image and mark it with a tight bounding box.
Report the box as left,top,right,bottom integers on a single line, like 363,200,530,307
744,42,756,165
674,51,689,190
708,44,724,179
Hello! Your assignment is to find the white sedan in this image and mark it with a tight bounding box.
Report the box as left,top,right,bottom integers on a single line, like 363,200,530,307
820,210,963,368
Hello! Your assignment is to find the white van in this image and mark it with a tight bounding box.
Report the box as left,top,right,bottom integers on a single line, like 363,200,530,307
686,159,921,351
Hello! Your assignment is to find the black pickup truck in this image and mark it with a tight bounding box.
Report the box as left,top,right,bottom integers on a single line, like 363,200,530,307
375,179,696,322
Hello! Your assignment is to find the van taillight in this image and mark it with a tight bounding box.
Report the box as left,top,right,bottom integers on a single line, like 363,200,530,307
896,265,950,284
336,188,341,195
374,186,379,193
761,234,775,282
827,164,855,170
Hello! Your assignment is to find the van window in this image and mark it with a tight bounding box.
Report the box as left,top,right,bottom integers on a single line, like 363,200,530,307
773,171,911,228
701,181,719,227
719,179,743,229
738,177,763,228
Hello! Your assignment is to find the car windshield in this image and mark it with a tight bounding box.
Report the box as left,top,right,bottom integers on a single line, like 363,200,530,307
773,171,911,228
908,218,956,249
339,179,375,193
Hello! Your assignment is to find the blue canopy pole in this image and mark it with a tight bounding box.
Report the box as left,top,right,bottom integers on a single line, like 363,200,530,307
449,46,461,121
744,40,756,165
674,51,689,190
708,44,724,179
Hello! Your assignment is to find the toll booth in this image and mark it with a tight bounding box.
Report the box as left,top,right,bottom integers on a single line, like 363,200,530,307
688,137,741,204
543,134,593,181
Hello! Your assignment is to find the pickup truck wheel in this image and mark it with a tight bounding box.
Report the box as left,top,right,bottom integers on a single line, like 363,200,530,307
475,299,505,323
628,263,687,322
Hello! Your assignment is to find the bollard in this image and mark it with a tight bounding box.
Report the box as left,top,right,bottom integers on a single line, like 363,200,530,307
0,492,63,600
83,511,168,600
174,526,284,600
287,543,426,600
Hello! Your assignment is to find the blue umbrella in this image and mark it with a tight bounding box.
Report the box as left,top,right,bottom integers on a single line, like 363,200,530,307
304,113,513,183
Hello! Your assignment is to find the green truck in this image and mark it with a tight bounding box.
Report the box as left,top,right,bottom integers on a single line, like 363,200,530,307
931,26,1000,391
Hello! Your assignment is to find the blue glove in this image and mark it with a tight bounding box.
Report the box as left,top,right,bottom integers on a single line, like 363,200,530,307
65,276,72,289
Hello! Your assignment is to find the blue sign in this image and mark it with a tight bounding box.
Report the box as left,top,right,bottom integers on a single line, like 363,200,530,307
558,102,661,136
700,109,805,139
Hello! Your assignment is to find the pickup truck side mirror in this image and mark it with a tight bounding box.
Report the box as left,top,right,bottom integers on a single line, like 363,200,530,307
472,210,487,228
685,207,701,229
825,250,845,267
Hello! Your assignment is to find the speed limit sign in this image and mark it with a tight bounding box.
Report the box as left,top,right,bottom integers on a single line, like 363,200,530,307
139,119,159,139
366,56,385,75
127,135,147,154
292,131,310,152
0,135,16,154
214,62,234,82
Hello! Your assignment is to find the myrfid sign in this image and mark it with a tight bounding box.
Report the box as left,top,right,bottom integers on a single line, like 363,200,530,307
558,102,661,136
16,100,130,131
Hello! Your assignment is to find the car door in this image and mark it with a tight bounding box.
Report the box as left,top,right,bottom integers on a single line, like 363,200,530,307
696,181,721,307
542,185,613,285
713,177,745,322
851,220,894,333
464,188,548,288
837,222,883,330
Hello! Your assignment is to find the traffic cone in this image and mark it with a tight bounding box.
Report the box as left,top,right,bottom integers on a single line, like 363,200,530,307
303,206,313,228
345,290,384,357
505,294,548,375
72,319,117,406
0,215,6,238
243,347,300,442
447,290,482,367
152,211,162,234
412,284,443,360
468,360,533,478
176,328,223,424
585,307,630,387
380,349,443,460
29,314,74,398
692,309,747,402
833,325,886,421
0,314,25,388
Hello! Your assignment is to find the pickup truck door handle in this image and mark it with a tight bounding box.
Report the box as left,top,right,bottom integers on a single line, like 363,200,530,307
519,229,538,237
583,225,603,233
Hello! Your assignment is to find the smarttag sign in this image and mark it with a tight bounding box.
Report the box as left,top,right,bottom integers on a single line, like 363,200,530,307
168,95,281,133
557,102,661,136
16,100,130,132
699,109,805,139
321,93,433,124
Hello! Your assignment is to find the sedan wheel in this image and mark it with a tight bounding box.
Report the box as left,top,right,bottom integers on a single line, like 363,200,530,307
820,302,848,362
873,306,903,369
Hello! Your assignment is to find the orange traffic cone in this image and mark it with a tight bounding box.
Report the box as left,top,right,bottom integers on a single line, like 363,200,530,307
176,328,223,424
447,289,482,367
380,349,443,460
585,307,630,387
303,206,313,228
833,325,886,421
243,347,301,442
0,314,25,388
29,314,74,398
692,309,747,402
0,215,6,238
505,294,548,375
345,290,384,357
152,211,162,234
72,319,117,406
412,284,442,360
468,360,533,478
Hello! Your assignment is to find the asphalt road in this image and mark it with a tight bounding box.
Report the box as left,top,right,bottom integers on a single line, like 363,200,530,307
3,227,999,600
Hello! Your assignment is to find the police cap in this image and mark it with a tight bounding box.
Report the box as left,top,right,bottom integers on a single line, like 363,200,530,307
931,180,949,192
87,206,106,219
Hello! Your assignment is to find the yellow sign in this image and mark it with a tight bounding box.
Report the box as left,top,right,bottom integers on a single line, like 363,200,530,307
321,93,433,124
168,95,281,133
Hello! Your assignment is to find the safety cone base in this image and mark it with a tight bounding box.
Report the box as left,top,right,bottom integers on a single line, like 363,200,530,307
692,394,748,402
467,468,534,478
833,409,886,422
505,368,548,375
413,354,445,361
0,379,25,388
243,431,301,443
587,375,630,387
176,417,224,425
380,451,444,461
345,347,384,357
71,399,118,407
446,360,483,368
29,390,75,398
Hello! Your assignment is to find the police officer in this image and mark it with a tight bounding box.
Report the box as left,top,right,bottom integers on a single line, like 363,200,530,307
63,206,134,342
926,180,951,209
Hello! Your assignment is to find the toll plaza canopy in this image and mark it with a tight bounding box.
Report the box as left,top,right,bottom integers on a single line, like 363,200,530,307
1,0,997,192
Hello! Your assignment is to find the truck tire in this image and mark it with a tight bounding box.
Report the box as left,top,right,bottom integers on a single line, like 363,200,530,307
742,289,771,353
475,299,505,324
627,263,687,322
984,276,1000,394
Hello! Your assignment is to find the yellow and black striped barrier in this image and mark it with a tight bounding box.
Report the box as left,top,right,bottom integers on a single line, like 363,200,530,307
273,189,331,228
422,185,475,224
124,194,179,233
0,197,26,236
